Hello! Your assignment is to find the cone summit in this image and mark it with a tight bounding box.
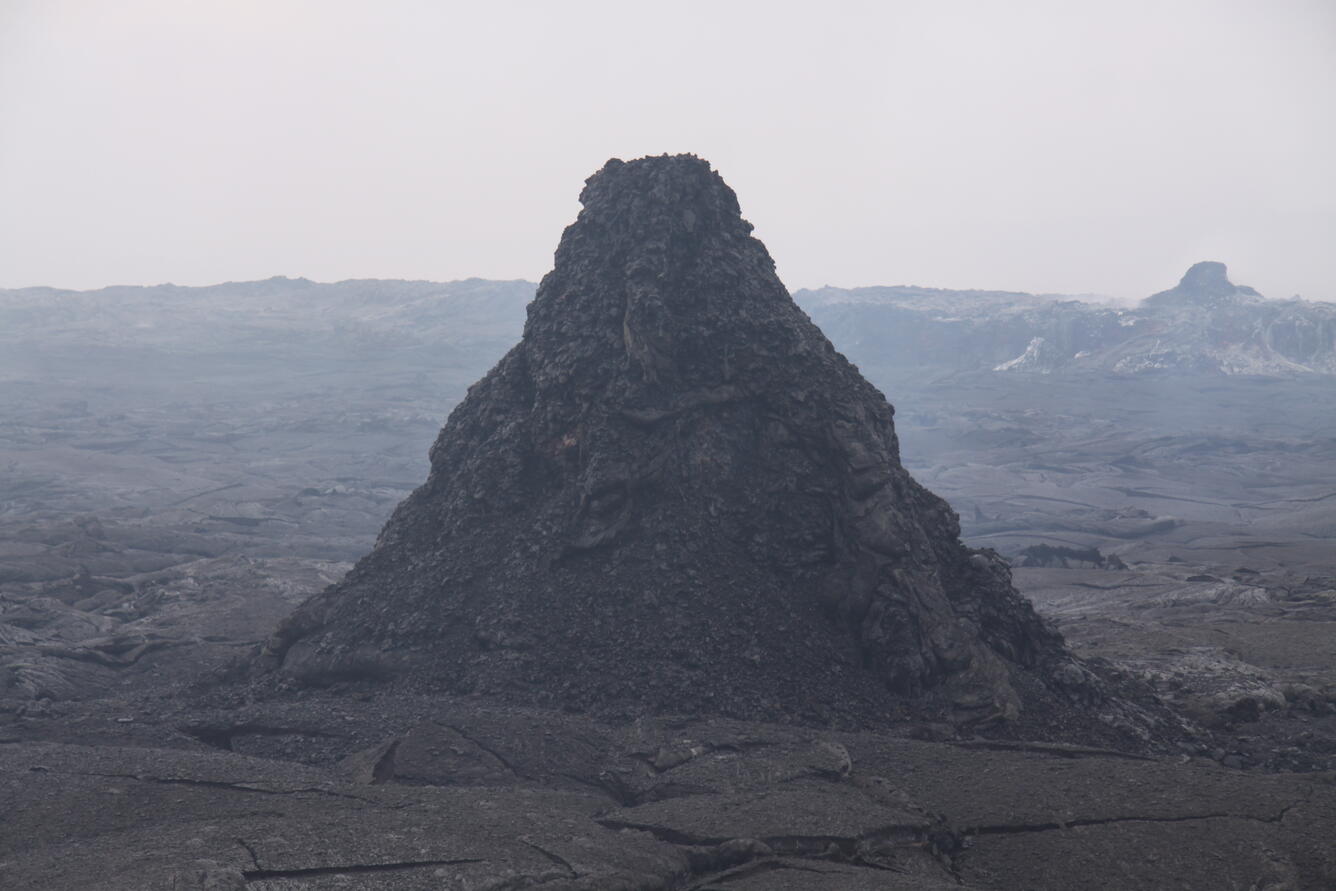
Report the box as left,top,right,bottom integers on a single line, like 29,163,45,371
264,154,1097,727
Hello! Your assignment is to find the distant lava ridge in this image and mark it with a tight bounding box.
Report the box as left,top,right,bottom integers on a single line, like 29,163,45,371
261,155,1150,735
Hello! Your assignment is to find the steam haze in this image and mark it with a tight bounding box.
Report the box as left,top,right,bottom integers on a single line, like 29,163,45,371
1,0,1332,301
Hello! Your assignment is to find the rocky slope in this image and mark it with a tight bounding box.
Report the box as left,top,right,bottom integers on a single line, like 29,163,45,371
261,155,1134,737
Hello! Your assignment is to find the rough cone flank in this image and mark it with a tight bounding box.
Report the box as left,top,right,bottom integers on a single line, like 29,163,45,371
262,155,1148,736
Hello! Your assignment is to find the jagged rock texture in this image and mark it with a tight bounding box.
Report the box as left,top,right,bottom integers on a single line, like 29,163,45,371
266,155,1086,726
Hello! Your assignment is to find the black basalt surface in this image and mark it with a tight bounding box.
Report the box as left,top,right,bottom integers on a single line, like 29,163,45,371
261,155,1141,736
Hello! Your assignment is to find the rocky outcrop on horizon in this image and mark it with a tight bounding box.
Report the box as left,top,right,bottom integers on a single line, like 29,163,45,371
799,262,1336,378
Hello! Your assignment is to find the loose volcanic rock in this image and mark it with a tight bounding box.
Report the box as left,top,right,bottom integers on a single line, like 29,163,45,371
260,154,1137,735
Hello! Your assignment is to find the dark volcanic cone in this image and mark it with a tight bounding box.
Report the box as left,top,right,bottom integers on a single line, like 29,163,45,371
264,155,1114,729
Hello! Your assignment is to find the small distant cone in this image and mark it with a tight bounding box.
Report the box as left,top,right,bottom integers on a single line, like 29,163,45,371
1145,261,1260,306
263,155,1103,728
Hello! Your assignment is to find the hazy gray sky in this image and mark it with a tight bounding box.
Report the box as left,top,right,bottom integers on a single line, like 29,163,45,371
2,0,1333,301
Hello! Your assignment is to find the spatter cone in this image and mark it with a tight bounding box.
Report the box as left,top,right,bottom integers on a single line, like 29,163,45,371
264,155,1122,730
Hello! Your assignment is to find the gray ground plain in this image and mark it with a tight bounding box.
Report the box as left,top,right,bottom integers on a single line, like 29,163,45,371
2,278,1334,888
